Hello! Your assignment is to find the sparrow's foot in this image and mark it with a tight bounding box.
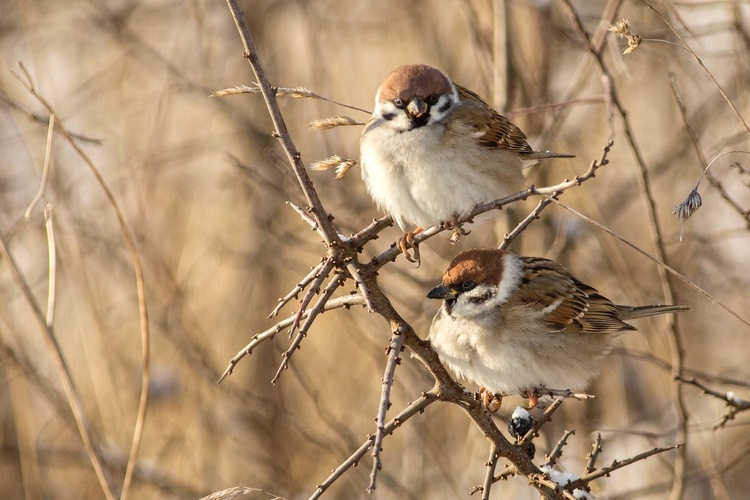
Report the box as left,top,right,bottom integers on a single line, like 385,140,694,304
478,386,503,412
441,216,471,243
521,388,540,409
397,228,423,265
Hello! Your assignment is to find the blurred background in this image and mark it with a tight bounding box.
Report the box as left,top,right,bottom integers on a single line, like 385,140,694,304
1,0,749,498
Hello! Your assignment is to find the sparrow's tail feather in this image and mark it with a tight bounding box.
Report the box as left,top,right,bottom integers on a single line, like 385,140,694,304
617,304,690,320
523,151,576,160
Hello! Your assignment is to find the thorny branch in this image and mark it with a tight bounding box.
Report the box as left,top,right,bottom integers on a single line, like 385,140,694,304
220,1,701,497
368,329,405,492
546,430,576,467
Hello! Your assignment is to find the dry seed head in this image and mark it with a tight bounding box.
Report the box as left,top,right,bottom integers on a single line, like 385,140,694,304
609,18,642,54
673,189,702,221
310,155,358,178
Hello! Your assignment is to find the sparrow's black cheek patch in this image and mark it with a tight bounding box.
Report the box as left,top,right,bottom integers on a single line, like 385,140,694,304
437,100,452,113
381,112,396,121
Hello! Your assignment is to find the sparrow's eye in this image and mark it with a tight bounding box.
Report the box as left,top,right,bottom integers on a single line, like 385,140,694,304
461,280,476,291
426,93,440,105
393,97,405,108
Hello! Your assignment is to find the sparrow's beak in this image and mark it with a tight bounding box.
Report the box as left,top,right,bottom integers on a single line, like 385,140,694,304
427,284,458,300
406,97,428,118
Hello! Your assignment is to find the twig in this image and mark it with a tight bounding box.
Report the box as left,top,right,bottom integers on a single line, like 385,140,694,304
25,114,55,220
638,0,750,136
345,262,377,312
288,200,326,239
675,376,750,429
367,328,405,492
505,95,606,119
520,398,566,446
612,347,750,388
0,90,102,144
585,433,603,474
310,391,439,500
564,444,684,491
530,388,595,402
550,198,750,328
272,272,346,384
218,294,366,383
285,258,335,339
546,430,576,467
223,0,340,246
498,197,555,250
480,443,501,500
269,260,326,318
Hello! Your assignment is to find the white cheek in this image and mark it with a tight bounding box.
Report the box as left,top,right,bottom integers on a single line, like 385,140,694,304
373,102,411,131
494,254,524,304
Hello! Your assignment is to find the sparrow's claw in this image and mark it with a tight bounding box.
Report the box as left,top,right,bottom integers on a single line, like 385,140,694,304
478,386,503,412
397,228,423,266
442,216,470,243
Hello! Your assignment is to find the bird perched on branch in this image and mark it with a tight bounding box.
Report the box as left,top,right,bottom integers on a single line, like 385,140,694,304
427,248,689,409
360,64,572,263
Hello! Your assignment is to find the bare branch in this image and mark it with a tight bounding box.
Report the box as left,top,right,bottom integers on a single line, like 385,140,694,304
272,272,347,384
310,391,439,499
498,197,554,250
367,328,405,492
284,258,335,338
546,430,576,467
675,376,750,429
218,294,367,383
269,260,326,318
585,433,603,475
480,443,501,500
223,0,341,246
565,444,684,491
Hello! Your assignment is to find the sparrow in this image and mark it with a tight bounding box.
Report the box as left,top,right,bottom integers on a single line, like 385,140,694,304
427,248,689,408
359,64,572,263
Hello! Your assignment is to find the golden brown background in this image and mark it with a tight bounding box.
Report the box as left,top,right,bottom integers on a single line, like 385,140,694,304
1,1,749,498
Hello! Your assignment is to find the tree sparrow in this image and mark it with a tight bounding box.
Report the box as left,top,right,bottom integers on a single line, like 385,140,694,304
359,64,572,262
427,249,689,408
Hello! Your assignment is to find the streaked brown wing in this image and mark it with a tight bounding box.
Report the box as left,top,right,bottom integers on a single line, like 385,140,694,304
455,84,534,155
513,257,635,335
